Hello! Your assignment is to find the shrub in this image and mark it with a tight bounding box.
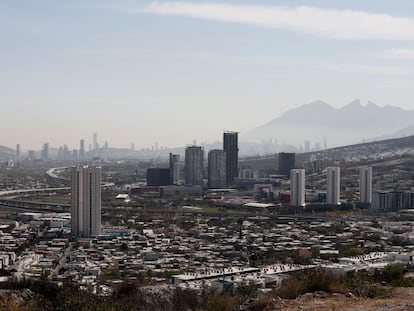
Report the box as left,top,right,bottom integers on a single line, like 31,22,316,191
277,268,341,299
381,263,405,283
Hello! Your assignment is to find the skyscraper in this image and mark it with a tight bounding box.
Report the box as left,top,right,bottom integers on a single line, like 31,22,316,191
279,152,295,176
185,146,204,186
71,166,101,237
79,139,85,159
290,169,305,207
208,149,226,189
16,144,20,160
41,143,49,161
169,153,180,185
360,166,372,204
223,131,238,186
304,140,310,153
93,132,98,150
326,167,340,205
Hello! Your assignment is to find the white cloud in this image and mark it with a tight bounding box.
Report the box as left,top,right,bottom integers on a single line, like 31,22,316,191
230,56,410,75
317,61,410,75
137,2,414,40
381,49,414,60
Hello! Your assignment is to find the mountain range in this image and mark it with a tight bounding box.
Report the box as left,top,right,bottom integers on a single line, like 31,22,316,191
241,99,414,148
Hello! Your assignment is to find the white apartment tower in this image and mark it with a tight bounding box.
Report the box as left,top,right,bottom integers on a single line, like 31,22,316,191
290,169,306,207
71,166,101,237
326,167,340,205
360,166,373,203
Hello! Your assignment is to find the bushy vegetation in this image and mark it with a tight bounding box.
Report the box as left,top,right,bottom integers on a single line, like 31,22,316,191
276,268,345,299
2,264,414,310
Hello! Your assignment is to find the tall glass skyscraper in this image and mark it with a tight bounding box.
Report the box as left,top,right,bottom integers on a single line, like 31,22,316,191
223,131,238,186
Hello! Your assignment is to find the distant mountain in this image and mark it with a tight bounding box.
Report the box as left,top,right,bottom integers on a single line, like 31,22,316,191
0,145,15,161
242,99,414,148
367,125,414,142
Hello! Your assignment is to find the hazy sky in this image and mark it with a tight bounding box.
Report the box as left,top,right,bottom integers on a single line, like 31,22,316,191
2,0,414,150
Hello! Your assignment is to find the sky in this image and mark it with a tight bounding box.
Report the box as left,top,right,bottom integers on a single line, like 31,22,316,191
1,0,414,150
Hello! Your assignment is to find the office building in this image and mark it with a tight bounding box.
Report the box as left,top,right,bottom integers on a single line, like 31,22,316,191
279,153,295,176
326,167,340,205
304,141,310,153
169,153,180,184
223,131,238,186
360,166,373,203
208,149,226,189
290,169,305,207
41,143,49,161
16,144,20,160
71,166,101,237
185,146,204,186
79,139,85,159
147,168,170,186
93,132,98,150
373,191,414,212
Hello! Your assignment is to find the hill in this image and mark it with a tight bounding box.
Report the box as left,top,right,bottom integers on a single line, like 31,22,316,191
242,99,414,148
0,145,15,161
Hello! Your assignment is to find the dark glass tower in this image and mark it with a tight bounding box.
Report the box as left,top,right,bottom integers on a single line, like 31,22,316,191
223,131,238,186
278,152,296,176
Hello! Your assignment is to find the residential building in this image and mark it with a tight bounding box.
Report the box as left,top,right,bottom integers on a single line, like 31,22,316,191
208,149,226,189
79,139,85,159
71,166,101,237
169,153,180,184
185,146,204,186
290,169,305,207
41,143,49,161
327,167,340,205
360,166,372,204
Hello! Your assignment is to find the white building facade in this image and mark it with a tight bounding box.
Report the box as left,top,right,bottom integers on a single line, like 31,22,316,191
71,166,101,237
290,169,305,207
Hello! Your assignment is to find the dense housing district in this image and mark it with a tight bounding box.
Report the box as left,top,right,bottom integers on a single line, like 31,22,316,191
2,134,414,309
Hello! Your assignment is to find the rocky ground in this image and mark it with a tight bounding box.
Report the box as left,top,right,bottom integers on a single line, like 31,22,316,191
255,288,414,311
2,286,414,310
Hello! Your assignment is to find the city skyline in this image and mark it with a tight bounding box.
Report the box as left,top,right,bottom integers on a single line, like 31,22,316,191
1,1,414,149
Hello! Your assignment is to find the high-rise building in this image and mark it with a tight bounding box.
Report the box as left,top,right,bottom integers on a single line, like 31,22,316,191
71,166,101,237
93,132,98,150
290,169,305,207
16,144,20,160
208,149,226,189
28,150,35,161
185,146,204,186
169,153,180,185
326,167,340,205
360,166,372,203
304,141,310,153
79,139,85,158
223,131,238,186
41,143,49,161
279,153,295,176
